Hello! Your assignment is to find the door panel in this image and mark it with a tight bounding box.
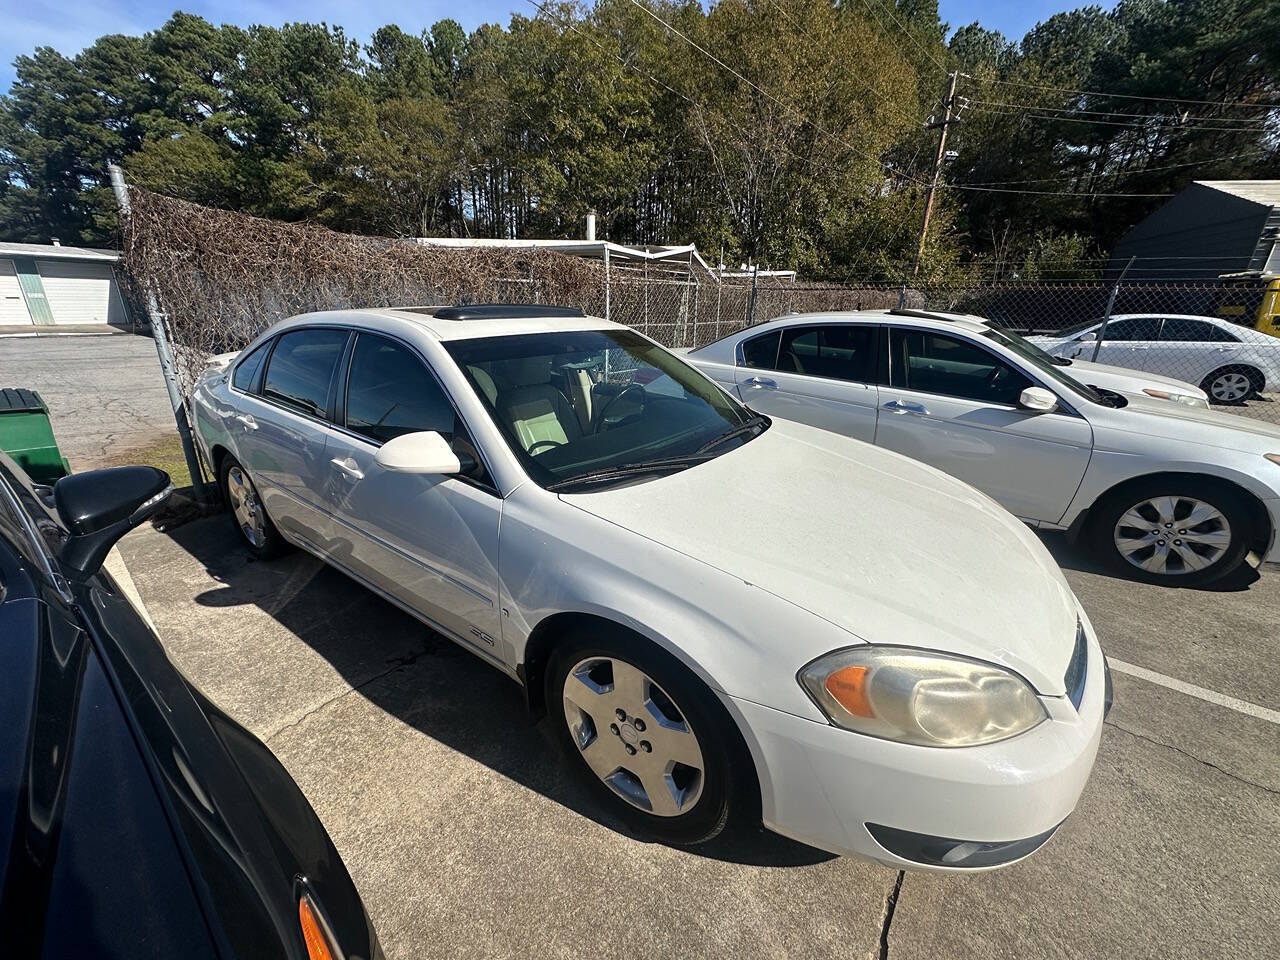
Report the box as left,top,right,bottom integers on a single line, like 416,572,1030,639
878,328,1092,524
319,333,502,655
733,324,880,443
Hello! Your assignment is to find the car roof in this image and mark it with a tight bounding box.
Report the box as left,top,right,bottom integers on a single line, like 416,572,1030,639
743,308,992,335
281,305,624,342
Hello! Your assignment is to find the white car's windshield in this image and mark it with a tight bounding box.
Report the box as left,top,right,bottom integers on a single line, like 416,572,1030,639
982,325,1106,404
446,329,766,491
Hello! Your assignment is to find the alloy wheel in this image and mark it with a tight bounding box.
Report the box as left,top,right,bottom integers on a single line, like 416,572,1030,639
1112,495,1232,576
226,465,266,548
1208,371,1251,403
561,656,705,817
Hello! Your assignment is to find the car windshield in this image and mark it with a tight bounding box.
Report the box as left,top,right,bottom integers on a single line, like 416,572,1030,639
982,325,1106,405
445,328,766,491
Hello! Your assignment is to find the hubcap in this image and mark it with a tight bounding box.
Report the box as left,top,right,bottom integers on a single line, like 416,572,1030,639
562,656,705,817
1113,496,1231,576
1209,372,1250,402
226,466,266,547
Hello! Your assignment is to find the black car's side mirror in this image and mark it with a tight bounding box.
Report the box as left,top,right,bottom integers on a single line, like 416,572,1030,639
54,466,173,575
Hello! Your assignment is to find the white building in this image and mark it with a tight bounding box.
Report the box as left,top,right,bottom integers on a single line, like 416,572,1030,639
0,242,131,327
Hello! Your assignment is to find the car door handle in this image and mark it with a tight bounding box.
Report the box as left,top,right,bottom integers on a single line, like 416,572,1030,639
330,457,364,481
234,413,258,430
883,400,928,415
742,376,777,389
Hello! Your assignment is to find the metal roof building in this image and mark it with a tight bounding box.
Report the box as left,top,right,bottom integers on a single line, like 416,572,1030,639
0,242,131,327
1109,181,1280,279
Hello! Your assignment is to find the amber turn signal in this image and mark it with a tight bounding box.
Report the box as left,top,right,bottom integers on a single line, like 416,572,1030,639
824,665,875,718
299,892,340,960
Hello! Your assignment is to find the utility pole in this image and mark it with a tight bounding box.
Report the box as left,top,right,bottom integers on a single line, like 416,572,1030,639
911,70,961,278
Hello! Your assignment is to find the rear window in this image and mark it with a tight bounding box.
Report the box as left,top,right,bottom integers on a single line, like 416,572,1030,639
232,340,271,392
262,329,347,418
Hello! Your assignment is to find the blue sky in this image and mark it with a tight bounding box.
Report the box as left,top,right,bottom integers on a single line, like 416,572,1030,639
0,1,1113,90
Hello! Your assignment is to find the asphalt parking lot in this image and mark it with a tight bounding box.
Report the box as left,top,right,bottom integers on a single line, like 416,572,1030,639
0,332,173,467
115,512,1280,960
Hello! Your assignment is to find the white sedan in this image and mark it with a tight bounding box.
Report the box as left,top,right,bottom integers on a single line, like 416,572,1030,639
1029,313,1280,404
193,304,1108,872
687,308,1280,586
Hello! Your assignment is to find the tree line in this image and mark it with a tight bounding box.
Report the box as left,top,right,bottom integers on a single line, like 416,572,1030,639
1,0,1277,282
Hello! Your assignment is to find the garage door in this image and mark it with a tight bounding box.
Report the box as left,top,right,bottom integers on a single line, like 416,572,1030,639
0,259,33,326
37,260,115,325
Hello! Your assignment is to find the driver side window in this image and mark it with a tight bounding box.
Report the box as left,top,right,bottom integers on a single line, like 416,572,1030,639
890,328,1032,405
344,334,458,444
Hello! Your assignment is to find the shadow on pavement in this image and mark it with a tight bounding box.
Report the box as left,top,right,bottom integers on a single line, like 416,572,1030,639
1035,530,1261,592
163,513,835,869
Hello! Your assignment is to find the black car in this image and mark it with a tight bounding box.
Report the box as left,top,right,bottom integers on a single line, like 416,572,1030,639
0,451,380,960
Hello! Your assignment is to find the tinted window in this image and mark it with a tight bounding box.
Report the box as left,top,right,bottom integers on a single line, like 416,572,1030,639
777,325,877,383
1101,316,1161,341
232,340,270,392
1208,324,1241,343
740,331,781,368
345,335,457,444
891,329,1032,405
1158,318,1216,342
261,329,347,417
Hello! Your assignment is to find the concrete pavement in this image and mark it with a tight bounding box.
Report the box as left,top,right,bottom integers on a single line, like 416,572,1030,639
116,517,1280,960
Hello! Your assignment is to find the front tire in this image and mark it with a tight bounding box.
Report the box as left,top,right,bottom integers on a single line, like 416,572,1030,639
1090,478,1252,586
219,454,287,559
547,627,739,846
1200,365,1262,405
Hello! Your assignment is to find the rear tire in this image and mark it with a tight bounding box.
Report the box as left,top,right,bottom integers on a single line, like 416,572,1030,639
218,454,287,559
1200,365,1262,405
546,625,743,846
1089,478,1252,586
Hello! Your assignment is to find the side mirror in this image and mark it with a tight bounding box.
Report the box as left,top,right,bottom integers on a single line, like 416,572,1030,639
374,431,462,475
54,466,173,575
1077,331,1097,343
1019,387,1059,413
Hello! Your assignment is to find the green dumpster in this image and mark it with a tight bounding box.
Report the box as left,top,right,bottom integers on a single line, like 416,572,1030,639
0,388,70,484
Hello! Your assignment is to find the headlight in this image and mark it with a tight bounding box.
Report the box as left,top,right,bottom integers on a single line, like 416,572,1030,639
1142,388,1209,408
798,647,1047,747
1266,453,1280,467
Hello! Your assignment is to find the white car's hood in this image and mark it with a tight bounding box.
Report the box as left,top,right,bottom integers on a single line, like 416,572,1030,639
1099,391,1280,447
1065,357,1208,399
562,419,1079,694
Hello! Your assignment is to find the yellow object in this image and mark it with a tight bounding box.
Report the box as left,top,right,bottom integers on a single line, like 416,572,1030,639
824,665,875,718
1255,278,1280,338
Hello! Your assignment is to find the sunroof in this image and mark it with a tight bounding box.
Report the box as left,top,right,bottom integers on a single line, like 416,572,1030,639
419,304,586,321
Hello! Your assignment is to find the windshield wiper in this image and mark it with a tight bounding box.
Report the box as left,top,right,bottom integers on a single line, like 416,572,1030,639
694,415,769,455
1051,356,1073,366
545,455,712,493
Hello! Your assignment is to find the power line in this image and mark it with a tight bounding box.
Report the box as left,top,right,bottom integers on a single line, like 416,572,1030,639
622,0,927,185
969,97,1273,125
977,73,1280,111
856,0,949,74
943,183,1174,198
956,149,1271,187
968,103,1270,134
757,0,920,129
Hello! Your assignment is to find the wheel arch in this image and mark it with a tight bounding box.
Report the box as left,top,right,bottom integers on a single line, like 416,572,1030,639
518,609,763,818
1080,470,1272,556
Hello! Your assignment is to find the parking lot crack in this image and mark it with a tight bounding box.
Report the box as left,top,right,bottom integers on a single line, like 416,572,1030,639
1105,720,1280,797
264,647,432,744
876,870,905,960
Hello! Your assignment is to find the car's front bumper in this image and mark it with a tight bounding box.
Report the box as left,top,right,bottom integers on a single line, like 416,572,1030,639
728,627,1108,872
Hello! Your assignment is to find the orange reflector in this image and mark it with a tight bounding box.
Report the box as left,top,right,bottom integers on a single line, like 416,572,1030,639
299,893,338,960
825,665,874,718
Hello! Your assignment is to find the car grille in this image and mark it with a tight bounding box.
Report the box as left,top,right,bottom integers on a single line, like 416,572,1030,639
1064,619,1088,710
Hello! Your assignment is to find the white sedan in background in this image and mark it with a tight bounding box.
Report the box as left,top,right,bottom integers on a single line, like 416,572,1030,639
193,304,1108,872
1028,313,1280,404
687,308,1280,586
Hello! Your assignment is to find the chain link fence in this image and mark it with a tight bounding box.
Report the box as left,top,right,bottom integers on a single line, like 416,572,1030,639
914,280,1280,421
120,187,1280,427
